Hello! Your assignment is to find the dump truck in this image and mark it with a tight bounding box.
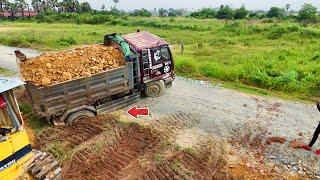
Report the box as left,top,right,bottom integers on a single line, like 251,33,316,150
23,32,175,125
0,77,61,180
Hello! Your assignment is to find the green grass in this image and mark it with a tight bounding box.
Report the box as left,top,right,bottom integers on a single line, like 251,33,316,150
0,67,13,76
154,154,165,163
19,102,49,134
1,17,320,100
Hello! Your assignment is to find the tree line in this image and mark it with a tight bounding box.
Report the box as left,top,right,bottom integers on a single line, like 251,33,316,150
0,0,94,16
0,1,319,25
189,4,319,24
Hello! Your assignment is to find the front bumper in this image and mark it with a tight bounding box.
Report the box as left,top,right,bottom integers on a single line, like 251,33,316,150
164,75,174,88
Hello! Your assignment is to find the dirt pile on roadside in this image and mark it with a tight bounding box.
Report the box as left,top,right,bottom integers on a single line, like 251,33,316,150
20,44,125,87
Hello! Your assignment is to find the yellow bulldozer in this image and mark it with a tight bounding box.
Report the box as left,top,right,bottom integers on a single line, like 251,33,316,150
0,77,61,180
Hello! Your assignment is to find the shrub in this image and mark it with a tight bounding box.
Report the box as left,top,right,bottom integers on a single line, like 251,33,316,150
246,69,272,88
274,70,299,91
175,60,196,74
56,37,77,46
267,25,301,39
199,63,220,78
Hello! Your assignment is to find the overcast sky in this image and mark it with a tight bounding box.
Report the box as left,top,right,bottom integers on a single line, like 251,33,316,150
24,0,320,11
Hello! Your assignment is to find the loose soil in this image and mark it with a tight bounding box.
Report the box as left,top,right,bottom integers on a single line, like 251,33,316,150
32,113,284,180
20,44,125,86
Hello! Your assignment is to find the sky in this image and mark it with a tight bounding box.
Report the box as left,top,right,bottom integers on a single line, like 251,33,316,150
24,0,320,11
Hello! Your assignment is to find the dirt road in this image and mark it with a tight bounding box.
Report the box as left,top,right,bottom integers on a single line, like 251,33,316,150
135,77,319,143
0,45,40,72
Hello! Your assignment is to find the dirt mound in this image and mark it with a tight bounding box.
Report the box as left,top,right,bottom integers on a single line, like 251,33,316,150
20,44,125,87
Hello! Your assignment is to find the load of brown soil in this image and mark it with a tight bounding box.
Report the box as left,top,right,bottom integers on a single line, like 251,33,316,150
20,44,125,87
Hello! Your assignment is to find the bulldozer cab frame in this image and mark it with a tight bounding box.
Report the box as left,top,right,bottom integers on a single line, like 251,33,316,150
0,77,34,180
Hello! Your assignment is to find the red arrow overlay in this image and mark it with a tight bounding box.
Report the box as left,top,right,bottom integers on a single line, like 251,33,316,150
127,106,149,118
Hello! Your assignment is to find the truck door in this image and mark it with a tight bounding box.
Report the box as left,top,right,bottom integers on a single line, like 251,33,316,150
149,46,172,78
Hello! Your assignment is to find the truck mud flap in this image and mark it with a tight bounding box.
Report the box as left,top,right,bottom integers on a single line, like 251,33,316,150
96,92,141,114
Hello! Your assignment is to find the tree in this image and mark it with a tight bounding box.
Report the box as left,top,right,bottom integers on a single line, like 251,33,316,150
216,5,234,19
131,8,151,17
267,7,284,18
168,8,179,17
298,3,317,23
158,8,167,17
189,8,216,19
15,0,27,17
234,5,248,19
6,2,17,17
31,0,41,13
101,4,105,11
59,0,79,12
78,2,91,13
0,0,8,12
285,4,290,11
113,0,119,8
49,0,59,12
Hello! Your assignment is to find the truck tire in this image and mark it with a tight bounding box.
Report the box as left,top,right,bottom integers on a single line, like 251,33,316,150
145,80,165,98
65,110,95,125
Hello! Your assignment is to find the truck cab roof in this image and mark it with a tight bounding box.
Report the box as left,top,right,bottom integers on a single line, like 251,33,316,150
122,31,168,52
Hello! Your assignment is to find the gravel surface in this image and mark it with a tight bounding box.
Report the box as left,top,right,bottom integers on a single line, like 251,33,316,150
134,76,320,176
137,77,319,142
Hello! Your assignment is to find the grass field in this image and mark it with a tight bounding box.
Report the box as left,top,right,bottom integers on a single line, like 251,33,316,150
1,17,320,100
0,67,12,75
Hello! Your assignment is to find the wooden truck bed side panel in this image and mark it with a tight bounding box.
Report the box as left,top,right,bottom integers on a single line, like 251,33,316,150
27,64,132,117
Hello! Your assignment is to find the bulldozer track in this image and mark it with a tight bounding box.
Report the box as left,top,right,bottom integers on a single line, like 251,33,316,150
64,125,161,180
27,150,62,180
150,112,200,139
36,118,106,149
138,152,221,180
36,113,213,180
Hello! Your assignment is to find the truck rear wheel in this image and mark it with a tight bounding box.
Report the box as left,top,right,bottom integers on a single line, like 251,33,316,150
65,110,95,125
145,80,165,98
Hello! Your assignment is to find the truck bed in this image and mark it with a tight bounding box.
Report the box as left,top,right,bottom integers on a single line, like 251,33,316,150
26,63,134,118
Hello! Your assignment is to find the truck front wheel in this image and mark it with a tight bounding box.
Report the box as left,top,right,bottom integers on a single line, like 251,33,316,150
145,80,165,98
65,110,95,125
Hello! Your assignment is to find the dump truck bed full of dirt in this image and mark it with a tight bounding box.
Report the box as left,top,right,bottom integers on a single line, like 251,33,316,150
20,44,125,87
26,62,135,118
